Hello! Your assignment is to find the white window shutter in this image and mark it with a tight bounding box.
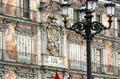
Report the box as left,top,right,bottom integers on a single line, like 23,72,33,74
91,48,95,62
68,8,74,20
103,49,107,65
115,17,118,29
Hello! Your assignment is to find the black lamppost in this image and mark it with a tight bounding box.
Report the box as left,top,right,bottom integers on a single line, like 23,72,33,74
60,0,115,79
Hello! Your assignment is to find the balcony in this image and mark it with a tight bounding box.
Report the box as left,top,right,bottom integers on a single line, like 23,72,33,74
70,60,87,71
0,2,37,22
69,60,120,76
0,49,38,65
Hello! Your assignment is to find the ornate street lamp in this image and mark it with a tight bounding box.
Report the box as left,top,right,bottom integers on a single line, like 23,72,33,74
60,0,115,79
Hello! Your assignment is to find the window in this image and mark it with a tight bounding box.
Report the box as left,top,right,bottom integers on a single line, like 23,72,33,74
70,44,81,61
74,9,79,22
115,52,120,67
0,30,3,60
117,53,120,66
96,49,103,64
117,20,120,37
69,43,83,69
0,31,2,49
17,34,33,64
117,20,120,31
92,47,103,72
96,14,101,22
93,48,103,64
23,0,29,18
68,8,73,20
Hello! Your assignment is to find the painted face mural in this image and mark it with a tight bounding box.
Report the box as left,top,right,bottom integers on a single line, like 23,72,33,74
5,0,16,15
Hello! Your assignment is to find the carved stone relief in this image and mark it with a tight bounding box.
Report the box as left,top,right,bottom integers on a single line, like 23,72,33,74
113,42,120,51
47,25,60,55
39,1,60,11
68,37,83,45
92,42,106,49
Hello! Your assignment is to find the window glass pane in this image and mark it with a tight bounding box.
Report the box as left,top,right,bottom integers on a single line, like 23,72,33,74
74,10,79,22
23,0,29,18
96,15,101,22
5,0,17,15
23,0,29,9
70,44,81,61
118,53,120,65
117,20,120,31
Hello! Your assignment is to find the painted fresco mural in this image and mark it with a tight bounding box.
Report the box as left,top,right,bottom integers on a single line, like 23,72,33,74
5,23,17,61
34,31,38,64
33,0,37,21
106,42,113,73
106,42,113,66
0,66,36,79
5,0,16,15
2,22,38,63
3,0,37,21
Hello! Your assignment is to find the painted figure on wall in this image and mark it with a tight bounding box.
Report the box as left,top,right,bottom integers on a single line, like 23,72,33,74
5,23,17,60
5,0,16,15
33,0,37,21
106,42,113,72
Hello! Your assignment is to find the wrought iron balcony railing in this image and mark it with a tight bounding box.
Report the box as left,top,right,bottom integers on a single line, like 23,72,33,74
0,49,38,65
0,2,37,22
70,60,120,76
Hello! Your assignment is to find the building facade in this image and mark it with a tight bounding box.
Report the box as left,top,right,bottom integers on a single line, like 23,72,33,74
0,0,120,79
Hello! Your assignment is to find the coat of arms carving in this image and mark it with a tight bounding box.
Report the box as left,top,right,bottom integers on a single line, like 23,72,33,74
47,25,60,55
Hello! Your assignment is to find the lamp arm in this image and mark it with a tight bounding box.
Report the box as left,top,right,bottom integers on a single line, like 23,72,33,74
105,16,112,29
63,17,85,36
63,19,69,30
91,21,105,30
91,17,113,37
91,21,106,37
69,22,85,37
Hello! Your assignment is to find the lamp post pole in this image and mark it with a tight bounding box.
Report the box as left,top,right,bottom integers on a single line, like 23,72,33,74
84,11,93,79
86,36,92,79
60,1,115,79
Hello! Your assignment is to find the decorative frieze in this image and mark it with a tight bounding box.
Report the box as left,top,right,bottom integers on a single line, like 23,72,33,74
115,7,120,20
68,37,83,44
42,54,65,68
92,42,106,49
15,26,36,36
39,1,60,11
95,3,104,15
113,43,120,51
